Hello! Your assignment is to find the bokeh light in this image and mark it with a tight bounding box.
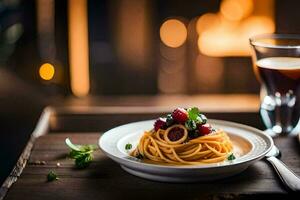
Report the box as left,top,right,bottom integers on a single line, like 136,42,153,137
196,0,274,56
220,0,253,21
196,13,220,35
68,0,90,97
160,19,187,48
39,63,55,80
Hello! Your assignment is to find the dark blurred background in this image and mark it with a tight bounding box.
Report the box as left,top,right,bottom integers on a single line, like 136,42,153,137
0,0,299,185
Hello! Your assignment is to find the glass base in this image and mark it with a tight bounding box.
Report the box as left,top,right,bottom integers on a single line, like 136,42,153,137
260,93,300,137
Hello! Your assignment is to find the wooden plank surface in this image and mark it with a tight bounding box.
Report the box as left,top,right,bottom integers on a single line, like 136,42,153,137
4,133,300,200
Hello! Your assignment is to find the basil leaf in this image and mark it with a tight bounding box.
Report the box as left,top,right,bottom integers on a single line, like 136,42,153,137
187,107,200,121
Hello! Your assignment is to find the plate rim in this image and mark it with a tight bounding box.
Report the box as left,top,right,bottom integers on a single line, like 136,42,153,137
99,119,274,170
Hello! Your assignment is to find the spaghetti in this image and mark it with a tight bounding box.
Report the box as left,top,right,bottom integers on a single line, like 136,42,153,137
131,124,233,165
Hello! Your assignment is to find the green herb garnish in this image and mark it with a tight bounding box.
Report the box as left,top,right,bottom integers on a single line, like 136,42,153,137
187,107,207,124
125,143,132,150
65,138,98,169
198,114,207,124
47,170,59,182
227,153,236,161
166,114,174,126
75,153,93,168
187,107,200,121
185,119,197,131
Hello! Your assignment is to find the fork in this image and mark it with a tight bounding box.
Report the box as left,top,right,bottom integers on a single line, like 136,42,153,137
265,145,300,192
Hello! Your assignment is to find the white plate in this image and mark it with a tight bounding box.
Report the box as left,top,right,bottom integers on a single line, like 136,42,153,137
99,119,273,182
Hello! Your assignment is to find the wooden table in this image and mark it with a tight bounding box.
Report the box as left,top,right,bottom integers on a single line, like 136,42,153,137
1,106,299,199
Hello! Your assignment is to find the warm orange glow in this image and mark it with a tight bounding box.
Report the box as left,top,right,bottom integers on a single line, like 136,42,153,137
196,13,220,35
196,0,274,57
158,64,186,93
68,0,90,97
220,0,253,21
241,16,275,37
36,0,55,60
195,55,224,91
158,44,186,93
160,19,187,48
115,0,150,68
39,63,55,80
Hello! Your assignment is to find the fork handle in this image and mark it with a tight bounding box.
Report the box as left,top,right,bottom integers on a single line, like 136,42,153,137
267,156,300,191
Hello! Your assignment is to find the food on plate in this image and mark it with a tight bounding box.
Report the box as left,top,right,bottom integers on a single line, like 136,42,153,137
130,107,234,165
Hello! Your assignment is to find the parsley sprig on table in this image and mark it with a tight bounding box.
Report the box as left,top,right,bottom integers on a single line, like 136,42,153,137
65,138,98,169
47,170,59,182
